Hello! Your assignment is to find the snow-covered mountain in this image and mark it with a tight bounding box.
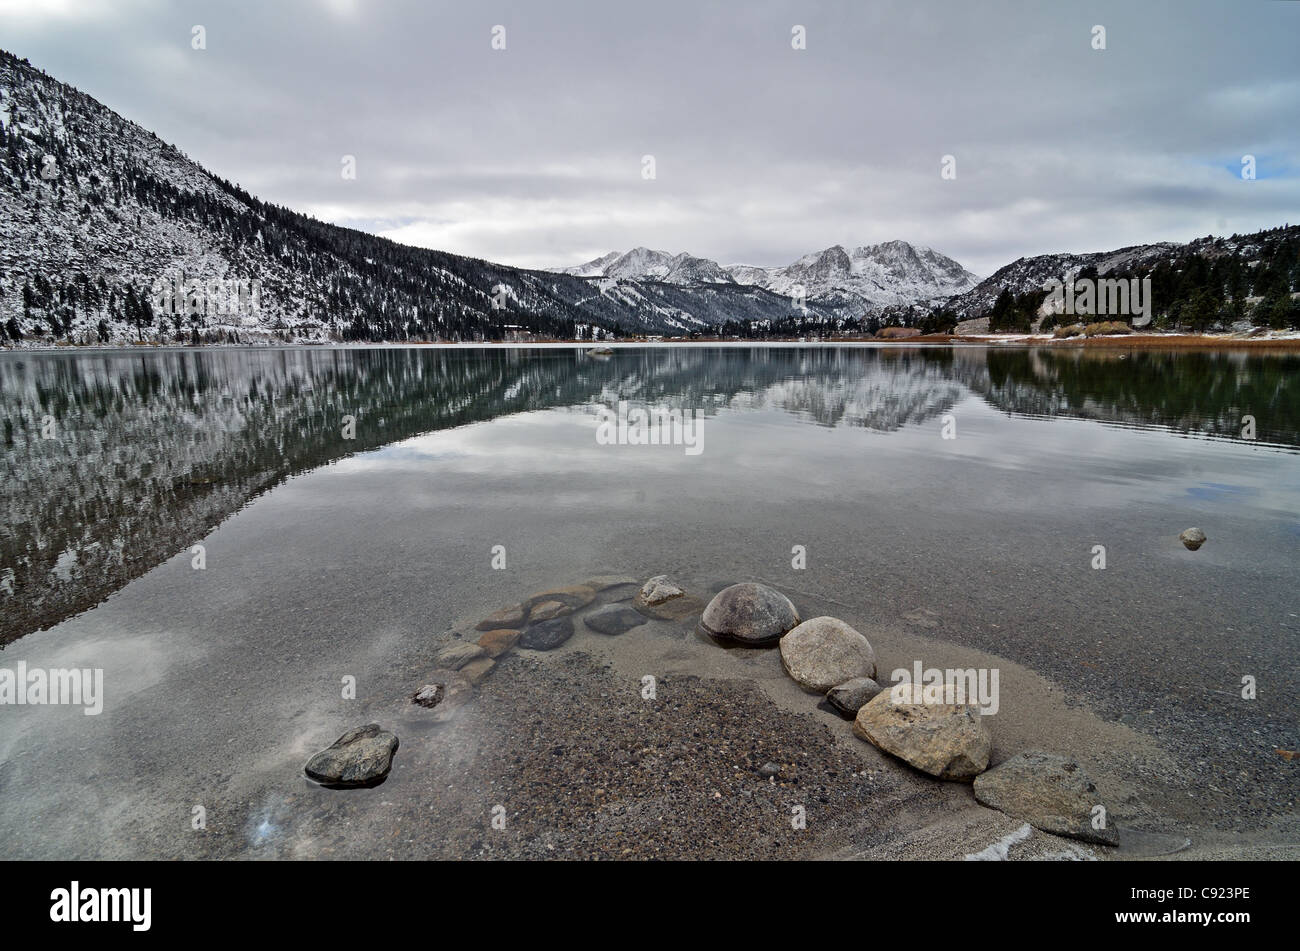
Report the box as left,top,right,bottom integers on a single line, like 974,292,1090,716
554,240,980,310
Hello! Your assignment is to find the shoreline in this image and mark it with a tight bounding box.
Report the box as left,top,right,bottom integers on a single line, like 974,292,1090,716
4,332,1300,353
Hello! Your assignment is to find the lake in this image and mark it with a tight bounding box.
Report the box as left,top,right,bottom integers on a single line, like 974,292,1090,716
1,344,1297,859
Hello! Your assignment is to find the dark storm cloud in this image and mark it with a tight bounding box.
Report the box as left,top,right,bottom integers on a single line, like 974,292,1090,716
2,0,1296,274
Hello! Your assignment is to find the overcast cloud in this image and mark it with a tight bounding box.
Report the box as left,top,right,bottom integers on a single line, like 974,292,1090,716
1,0,1297,275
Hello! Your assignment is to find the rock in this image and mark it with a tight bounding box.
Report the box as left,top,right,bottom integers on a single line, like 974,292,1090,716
583,604,647,636
1179,527,1207,551
461,657,496,684
582,574,639,591
525,585,596,611
434,642,486,670
411,684,443,708
519,616,575,651
477,628,520,658
826,677,885,717
853,686,991,781
758,762,781,778
475,603,527,631
973,751,1119,846
529,599,572,622
635,575,684,607
412,668,474,712
780,616,877,692
304,724,399,788
698,582,800,646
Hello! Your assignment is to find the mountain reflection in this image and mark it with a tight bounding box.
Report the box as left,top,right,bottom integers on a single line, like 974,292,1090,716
2,345,1296,644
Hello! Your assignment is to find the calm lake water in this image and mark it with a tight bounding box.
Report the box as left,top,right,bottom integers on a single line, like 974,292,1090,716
1,344,1297,858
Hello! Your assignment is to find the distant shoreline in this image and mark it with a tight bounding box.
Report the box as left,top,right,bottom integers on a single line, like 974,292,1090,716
4,333,1300,353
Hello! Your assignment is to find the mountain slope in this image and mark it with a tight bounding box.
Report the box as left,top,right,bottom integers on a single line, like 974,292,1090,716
0,49,841,342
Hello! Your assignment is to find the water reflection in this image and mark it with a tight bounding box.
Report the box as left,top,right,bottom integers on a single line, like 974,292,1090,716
2,345,1296,644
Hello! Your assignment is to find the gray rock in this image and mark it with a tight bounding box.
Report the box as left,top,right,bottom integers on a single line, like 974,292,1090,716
973,751,1119,846
826,677,885,717
411,684,443,708
596,583,640,604
853,686,991,781
698,582,800,646
583,604,647,636
519,616,575,651
1179,527,1207,551
434,642,486,670
304,724,399,788
780,616,877,692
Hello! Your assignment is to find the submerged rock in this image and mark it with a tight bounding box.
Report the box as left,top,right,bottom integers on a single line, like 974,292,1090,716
412,668,474,713
435,642,486,670
475,603,528,631
529,599,572,622
698,582,800,646
972,751,1119,846
780,617,877,692
526,585,596,611
635,575,684,607
519,616,575,651
461,657,496,684
1179,527,1207,551
826,677,885,717
582,575,639,591
853,686,991,781
477,628,520,658
304,724,399,788
584,604,647,636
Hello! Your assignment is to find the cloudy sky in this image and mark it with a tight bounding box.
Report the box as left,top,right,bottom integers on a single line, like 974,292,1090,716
2,0,1297,275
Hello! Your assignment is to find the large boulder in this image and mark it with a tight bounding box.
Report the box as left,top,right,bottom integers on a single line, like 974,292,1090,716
477,628,521,657
698,582,800,646
826,677,885,717
780,617,877,692
519,616,575,651
972,751,1119,846
304,724,399,788
853,686,991,780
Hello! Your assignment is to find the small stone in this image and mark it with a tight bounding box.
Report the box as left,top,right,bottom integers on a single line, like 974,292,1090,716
635,575,684,607
853,685,991,781
411,684,443,708
304,724,399,788
519,616,575,651
475,603,527,631
477,628,520,658
780,616,877,692
1179,527,1207,551
698,582,800,646
434,642,486,670
758,762,781,778
973,751,1119,846
529,599,573,622
584,604,647,636
826,677,885,717
461,657,496,684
